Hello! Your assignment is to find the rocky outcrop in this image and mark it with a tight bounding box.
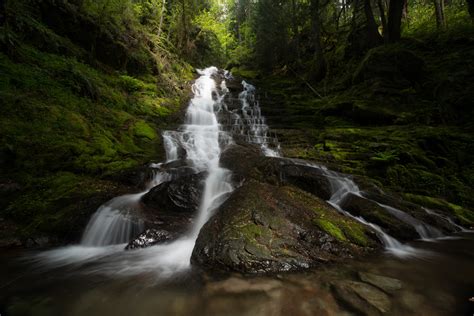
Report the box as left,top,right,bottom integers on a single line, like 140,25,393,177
220,143,333,198
191,180,379,273
142,172,206,214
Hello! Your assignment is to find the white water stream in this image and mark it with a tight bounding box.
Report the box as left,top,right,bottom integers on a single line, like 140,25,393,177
35,67,234,277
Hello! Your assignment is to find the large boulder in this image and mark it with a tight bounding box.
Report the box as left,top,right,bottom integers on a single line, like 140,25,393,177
142,172,206,214
192,180,379,273
220,143,333,198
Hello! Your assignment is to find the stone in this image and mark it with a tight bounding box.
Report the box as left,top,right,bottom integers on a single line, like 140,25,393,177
125,229,175,250
192,180,377,273
358,272,402,293
333,280,392,315
339,193,419,241
280,163,332,200
142,172,206,214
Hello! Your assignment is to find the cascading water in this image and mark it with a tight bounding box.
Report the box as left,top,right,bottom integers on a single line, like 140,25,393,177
373,202,443,239
36,67,235,276
281,159,425,257
230,80,281,157
319,166,422,256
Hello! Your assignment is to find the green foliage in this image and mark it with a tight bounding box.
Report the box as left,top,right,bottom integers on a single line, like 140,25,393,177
193,5,236,66
403,0,472,37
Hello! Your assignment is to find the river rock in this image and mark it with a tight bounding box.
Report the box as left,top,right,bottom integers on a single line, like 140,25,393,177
332,280,392,315
142,172,206,214
125,229,175,250
339,193,419,241
358,272,403,293
280,163,332,200
191,180,378,273
220,143,334,198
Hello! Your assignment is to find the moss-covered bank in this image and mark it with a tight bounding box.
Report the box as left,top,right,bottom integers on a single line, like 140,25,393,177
0,0,195,244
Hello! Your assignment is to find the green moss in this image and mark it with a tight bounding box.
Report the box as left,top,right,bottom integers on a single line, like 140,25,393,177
313,211,371,247
133,120,157,140
230,67,259,79
403,193,474,225
315,218,347,241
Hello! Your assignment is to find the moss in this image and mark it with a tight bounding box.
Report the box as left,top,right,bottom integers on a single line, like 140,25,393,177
230,67,259,79
132,120,157,140
315,218,347,241
403,193,474,225
313,211,371,247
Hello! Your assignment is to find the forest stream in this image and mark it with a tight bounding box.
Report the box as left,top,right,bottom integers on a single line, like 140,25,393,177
0,68,473,316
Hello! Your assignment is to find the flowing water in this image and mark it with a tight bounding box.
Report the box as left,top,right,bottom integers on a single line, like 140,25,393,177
29,67,235,277
1,68,473,315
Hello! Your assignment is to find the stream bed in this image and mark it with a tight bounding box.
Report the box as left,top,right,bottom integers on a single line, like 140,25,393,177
0,233,473,315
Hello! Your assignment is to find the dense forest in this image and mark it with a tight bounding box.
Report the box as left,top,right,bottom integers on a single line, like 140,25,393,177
1,0,474,315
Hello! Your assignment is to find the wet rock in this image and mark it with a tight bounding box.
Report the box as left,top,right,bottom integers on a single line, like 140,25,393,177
220,143,334,196
332,280,392,315
280,164,332,200
340,193,419,241
142,172,206,214
362,192,456,234
25,236,52,248
125,229,175,250
358,272,403,293
192,180,378,273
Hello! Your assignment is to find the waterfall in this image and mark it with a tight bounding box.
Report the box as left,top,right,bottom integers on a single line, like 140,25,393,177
230,80,281,157
36,67,235,275
36,67,455,273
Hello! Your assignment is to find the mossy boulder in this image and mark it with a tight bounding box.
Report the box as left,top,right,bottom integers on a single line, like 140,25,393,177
191,180,379,273
353,46,425,87
403,193,474,227
220,143,333,197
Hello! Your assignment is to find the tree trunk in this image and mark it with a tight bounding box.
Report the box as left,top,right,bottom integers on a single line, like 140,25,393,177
433,0,446,29
346,0,382,56
180,0,188,51
468,0,474,19
157,0,166,38
377,0,387,38
310,0,327,81
402,0,408,19
387,0,404,42
291,0,300,60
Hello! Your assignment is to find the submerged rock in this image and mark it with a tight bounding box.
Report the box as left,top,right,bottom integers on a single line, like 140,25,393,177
332,280,392,315
358,272,403,293
192,180,379,273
